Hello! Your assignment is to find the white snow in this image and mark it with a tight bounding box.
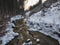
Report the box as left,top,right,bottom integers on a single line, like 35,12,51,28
22,41,32,45
22,39,32,45
0,22,18,45
27,39,30,41
0,15,24,45
26,2,60,44
36,39,40,42
11,15,24,22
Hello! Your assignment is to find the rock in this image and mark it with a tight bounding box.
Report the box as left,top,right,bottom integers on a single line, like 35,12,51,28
43,0,57,8
36,39,40,43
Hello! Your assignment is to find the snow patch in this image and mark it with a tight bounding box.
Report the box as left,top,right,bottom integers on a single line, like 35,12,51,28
22,39,32,45
36,39,40,42
0,15,24,45
26,2,60,44
11,15,24,22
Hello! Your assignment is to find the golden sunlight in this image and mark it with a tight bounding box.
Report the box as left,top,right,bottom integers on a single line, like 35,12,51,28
24,0,39,11
24,0,47,11
42,0,47,3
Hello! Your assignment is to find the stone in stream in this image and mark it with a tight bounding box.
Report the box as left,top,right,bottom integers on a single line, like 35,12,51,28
36,39,40,43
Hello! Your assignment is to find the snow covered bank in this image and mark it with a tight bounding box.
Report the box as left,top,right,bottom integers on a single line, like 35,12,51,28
0,15,24,45
26,2,60,44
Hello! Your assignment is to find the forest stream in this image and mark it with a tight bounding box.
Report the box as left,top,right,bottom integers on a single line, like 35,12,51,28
6,18,59,45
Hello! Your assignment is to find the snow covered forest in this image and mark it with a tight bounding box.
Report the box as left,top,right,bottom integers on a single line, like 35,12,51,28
0,0,60,45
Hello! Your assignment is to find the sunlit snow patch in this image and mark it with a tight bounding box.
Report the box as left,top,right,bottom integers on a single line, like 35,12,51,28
24,0,39,10
26,2,60,44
